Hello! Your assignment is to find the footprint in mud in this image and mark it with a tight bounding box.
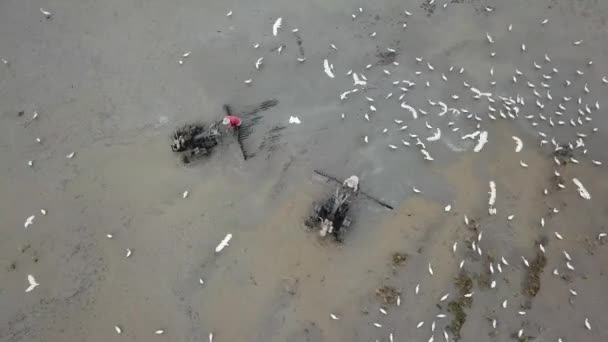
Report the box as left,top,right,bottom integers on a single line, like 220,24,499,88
420,0,437,16
376,50,398,66
254,125,286,159
236,99,283,160
293,32,305,58
285,321,325,342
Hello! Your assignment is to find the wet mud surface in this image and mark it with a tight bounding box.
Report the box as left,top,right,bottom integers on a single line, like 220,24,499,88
2,0,608,341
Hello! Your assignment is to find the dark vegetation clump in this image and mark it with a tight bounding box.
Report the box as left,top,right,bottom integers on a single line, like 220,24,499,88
376,285,400,306
447,271,474,340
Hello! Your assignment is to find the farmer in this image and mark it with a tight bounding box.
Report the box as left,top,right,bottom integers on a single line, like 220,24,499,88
343,175,359,192
222,115,242,129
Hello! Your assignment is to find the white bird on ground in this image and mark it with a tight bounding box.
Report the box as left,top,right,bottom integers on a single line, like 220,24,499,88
126,249,132,258
24,215,35,228
352,73,366,86
486,33,494,43
40,8,52,18
26,274,39,292
183,190,189,199
488,181,497,215
330,313,339,320
339,90,352,101
425,128,441,142
255,57,263,69
272,18,282,36
428,263,434,275
155,330,165,335
323,59,335,78
215,234,232,253
473,131,489,152
401,102,418,119
572,178,591,199
115,326,122,334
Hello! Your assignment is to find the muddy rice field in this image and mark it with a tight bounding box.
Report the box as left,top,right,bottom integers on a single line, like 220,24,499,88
2,0,608,341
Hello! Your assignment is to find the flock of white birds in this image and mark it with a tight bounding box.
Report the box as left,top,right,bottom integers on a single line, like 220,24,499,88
10,2,608,341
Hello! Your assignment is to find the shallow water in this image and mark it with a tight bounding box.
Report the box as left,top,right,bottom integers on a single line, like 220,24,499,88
2,0,608,341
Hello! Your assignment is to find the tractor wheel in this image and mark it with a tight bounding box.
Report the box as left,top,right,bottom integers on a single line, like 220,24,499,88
335,229,346,243
313,203,321,215
304,217,316,228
